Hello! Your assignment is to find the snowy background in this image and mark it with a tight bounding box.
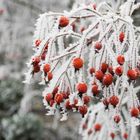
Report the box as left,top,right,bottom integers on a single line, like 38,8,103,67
0,0,140,140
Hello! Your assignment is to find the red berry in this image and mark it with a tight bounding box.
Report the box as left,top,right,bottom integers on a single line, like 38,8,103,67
89,67,95,75
59,16,69,27
114,115,121,123
54,93,64,104
80,27,85,33
100,63,108,73
83,95,90,104
35,39,41,46
108,66,114,75
43,64,51,73
127,69,138,80
92,84,99,96
72,98,78,109
52,86,59,95
119,32,125,42
32,56,40,66
135,68,140,77
94,123,102,131
44,43,49,50
110,132,115,139
45,93,53,102
73,57,84,70
61,92,69,99
130,107,139,117
77,82,87,93
49,100,55,107
71,23,76,31
102,73,113,86
109,95,119,107
47,72,53,81
33,65,40,73
65,99,72,110
93,4,96,10
41,51,46,60
115,66,123,76
103,98,109,107
95,70,104,81
88,129,93,135
78,105,88,117
117,55,125,65
123,132,128,139
82,123,87,130
94,42,102,50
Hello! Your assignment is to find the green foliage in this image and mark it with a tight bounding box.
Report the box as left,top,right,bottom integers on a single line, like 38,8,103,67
0,78,23,116
1,113,45,140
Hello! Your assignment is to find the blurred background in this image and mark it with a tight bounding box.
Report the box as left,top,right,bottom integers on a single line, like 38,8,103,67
0,0,139,140
0,0,81,140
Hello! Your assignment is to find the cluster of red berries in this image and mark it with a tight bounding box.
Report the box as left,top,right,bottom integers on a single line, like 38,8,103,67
45,86,89,117
45,87,70,106
110,132,128,139
83,123,102,135
29,11,140,140
102,95,119,108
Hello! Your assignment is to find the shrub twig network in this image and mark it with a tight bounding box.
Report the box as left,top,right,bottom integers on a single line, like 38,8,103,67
24,0,140,139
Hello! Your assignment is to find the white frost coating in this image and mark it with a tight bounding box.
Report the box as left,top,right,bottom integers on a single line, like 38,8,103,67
44,56,74,94
25,0,140,139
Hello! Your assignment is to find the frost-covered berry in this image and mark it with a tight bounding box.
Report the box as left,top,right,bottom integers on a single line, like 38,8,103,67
92,84,99,96
119,32,125,42
114,115,121,123
83,95,90,104
49,100,55,107
115,66,123,76
94,42,102,50
52,86,59,95
94,123,102,132
127,69,138,80
65,99,72,110
45,93,53,102
77,82,87,94
47,72,53,81
78,105,88,117
77,82,87,93
95,70,104,81
110,132,115,139
93,3,96,10
41,51,46,60
35,39,41,46
33,65,40,73
103,98,109,108
117,55,125,65
89,67,95,75
54,93,64,104
109,95,119,107
43,64,51,73
100,63,108,73
32,56,40,66
73,57,84,70
123,132,128,139
88,129,93,135
72,98,78,109
82,123,87,130
80,27,85,33
130,107,139,117
108,66,114,75
59,16,69,27
102,73,113,86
